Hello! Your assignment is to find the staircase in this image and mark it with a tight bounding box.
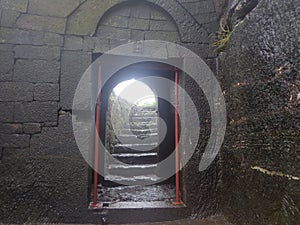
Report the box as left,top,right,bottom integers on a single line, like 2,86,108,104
104,106,160,186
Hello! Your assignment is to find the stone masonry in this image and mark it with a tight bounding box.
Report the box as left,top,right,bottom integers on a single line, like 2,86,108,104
0,0,223,223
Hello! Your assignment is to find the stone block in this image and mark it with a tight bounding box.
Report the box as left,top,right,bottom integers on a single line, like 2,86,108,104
101,15,129,28
23,123,41,134
96,25,131,40
0,9,20,27
30,114,81,157
0,123,22,134
182,1,215,15
60,51,91,109
131,2,150,19
43,32,64,46
194,12,218,25
145,31,180,42
0,0,28,12
14,101,58,123
83,36,95,51
94,37,109,52
109,39,129,49
0,44,13,51
150,9,167,20
34,83,59,101
117,6,131,16
0,82,33,102
28,0,83,17
0,73,12,82
0,134,30,148
0,102,14,122
16,14,66,34
64,35,83,50
0,27,44,45
66,0,124,35
0,50,13,75
131,30,145,41
14,45,60,60
128,18,149,30
149,20,177,31
14,60,60,83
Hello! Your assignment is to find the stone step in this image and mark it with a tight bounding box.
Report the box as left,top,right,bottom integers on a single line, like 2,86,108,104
110,152,157,165
130,116,157,123
107,164,157,177
91,201,189,224
131,112,157,117
125,123,157,130
121,128,158,135
103,174,161,186
117,133,158,145
113,143,158,154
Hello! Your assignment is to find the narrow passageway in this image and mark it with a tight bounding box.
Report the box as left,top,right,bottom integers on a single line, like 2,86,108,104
98,82,175,206
89,63,188,223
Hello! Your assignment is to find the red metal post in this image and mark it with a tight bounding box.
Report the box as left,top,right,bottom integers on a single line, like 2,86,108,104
92,65,102,208
174,69,183,205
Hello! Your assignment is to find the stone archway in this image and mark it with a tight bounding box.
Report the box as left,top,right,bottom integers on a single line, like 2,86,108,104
66,0,208,43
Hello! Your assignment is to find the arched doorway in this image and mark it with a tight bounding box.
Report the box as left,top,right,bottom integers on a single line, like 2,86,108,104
90,59,184,215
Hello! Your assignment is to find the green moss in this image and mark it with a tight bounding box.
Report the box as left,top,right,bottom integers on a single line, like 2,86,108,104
212,20,233,51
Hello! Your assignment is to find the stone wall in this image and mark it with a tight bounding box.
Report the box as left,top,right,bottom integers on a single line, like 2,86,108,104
218,0,300,224
0,0,222,223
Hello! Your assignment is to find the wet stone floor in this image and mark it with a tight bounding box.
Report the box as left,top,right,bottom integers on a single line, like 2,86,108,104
122,216,233,225
98,184,175,202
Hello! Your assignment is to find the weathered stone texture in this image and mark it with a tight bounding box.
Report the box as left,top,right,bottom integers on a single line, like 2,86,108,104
14,60,60,83
14,101,58,122
23,123,41,134
101,15,129,28
0,102,14,122
0,0,223,223
0,0,28,12
0,123,22,134
14,45,60,60
0,82,33,101
0,134,30,148
66,0,125,35
128,17,149,30
149,20,177,31
145,31,180,42
16,14,66,33
28,0,84,17
131,29,145,41
64,35,83,50
34,83,59,101
130,2,150,19
0,50,13,76
30,114,80,157
43,32,64,46
0,27,44,45
93,37,110,52
96,25,131,40
60,51,91,109
0,9,20,27
219,0,300,224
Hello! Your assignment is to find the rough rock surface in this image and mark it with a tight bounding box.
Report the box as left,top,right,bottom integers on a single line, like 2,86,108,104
218,0,300,224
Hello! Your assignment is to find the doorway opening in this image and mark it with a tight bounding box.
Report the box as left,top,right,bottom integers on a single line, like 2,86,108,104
89,59,185,214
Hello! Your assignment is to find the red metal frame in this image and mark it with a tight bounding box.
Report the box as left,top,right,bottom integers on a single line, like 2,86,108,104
174,69,183,205
91,65,182,207
91,65,102,208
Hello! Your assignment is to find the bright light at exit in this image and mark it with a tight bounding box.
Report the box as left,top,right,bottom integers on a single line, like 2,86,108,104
113,79,156,105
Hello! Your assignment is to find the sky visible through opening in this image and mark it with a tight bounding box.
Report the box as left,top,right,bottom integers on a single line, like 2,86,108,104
113,79,156,105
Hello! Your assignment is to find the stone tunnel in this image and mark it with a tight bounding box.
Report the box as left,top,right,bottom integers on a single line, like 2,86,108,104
0,0,299,224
